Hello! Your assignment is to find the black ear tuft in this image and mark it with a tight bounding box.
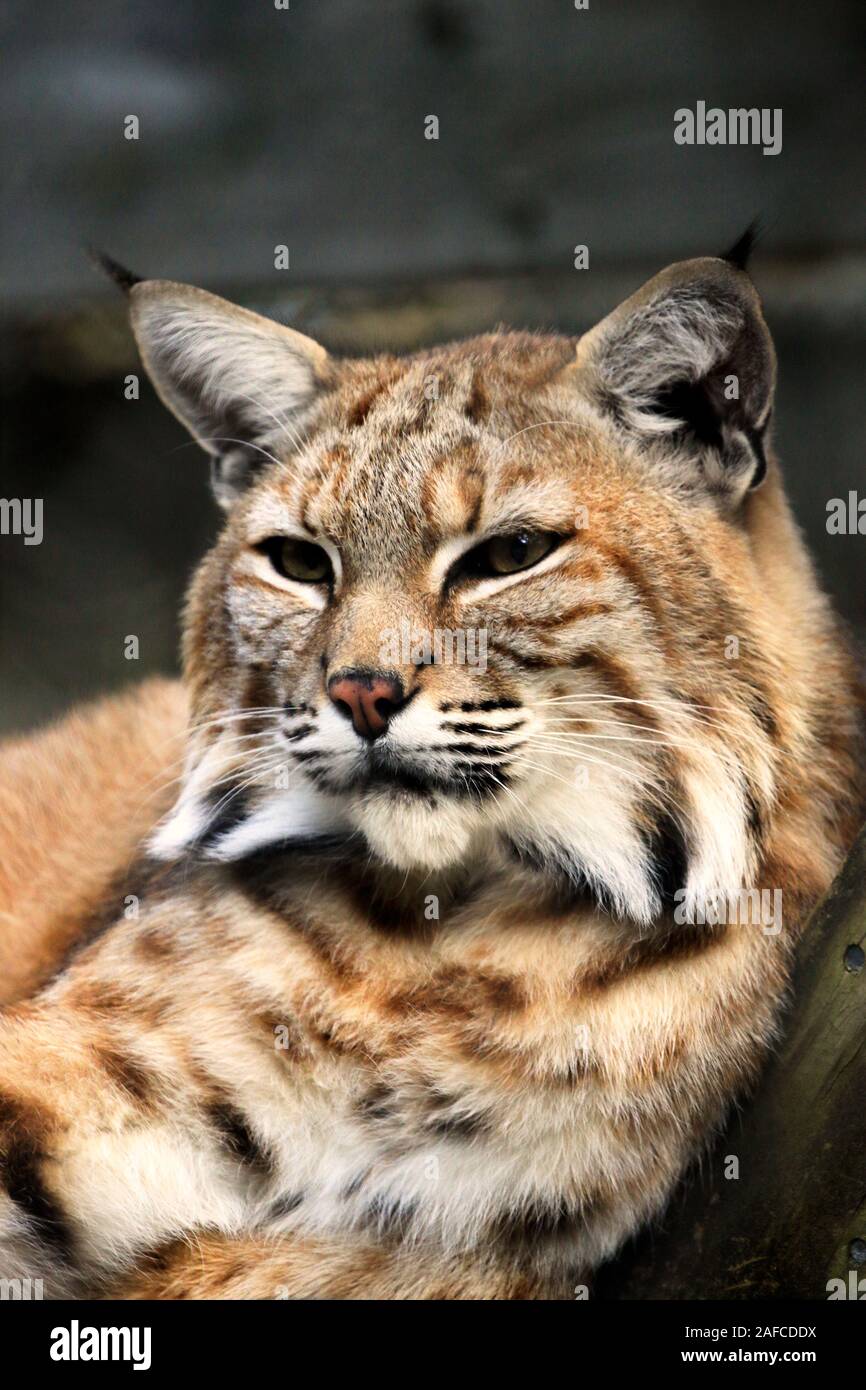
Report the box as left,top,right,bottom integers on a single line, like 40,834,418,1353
720,220,762,272
87,247,144,294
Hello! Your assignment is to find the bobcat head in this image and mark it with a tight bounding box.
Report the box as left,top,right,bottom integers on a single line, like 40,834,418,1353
125,252,796,927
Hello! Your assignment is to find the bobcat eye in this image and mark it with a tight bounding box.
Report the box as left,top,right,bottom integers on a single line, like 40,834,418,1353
453,530,561,583
261,537,333,585
484,531,558,574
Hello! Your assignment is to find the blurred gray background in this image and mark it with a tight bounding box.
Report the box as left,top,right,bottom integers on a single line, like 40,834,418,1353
1,0,864,735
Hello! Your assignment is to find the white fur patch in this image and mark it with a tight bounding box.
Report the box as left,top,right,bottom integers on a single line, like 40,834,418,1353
205,785,350,861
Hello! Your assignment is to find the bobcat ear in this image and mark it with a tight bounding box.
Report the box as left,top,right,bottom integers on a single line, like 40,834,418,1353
571,257,776,503
129,281,330,508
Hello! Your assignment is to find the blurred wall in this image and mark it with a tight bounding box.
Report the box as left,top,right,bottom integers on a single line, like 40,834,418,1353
1,0,864,734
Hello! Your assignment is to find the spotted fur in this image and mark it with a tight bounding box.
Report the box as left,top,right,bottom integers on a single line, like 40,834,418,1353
0,255,863,1299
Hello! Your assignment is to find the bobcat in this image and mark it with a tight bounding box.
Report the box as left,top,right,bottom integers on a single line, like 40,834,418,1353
0,245,862,1299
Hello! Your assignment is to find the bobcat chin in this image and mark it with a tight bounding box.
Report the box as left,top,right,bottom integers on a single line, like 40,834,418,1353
0,247,862,1300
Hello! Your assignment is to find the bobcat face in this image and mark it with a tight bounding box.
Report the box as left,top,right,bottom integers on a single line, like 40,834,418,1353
141,258,781,925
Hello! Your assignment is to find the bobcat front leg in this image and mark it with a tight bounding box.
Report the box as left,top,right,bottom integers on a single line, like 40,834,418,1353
0,999,245,1298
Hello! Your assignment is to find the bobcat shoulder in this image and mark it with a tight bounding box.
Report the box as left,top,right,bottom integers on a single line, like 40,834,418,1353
0,679,186,1005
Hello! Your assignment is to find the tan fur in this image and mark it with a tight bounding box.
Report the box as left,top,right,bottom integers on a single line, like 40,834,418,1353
0,257,863,1300
0,679,186,1004
116,1231,541,1301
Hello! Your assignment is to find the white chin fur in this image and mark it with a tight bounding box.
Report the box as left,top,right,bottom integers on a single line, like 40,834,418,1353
150,745,751,928
351,793,477,871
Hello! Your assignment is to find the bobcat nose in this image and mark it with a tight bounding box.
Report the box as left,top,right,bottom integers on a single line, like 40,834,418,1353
327,669,406,741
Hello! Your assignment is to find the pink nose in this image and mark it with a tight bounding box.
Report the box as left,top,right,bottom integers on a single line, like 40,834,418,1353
327,669,405,740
